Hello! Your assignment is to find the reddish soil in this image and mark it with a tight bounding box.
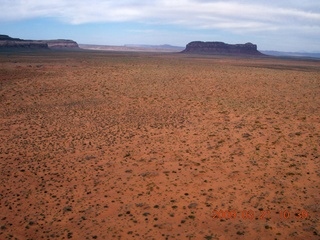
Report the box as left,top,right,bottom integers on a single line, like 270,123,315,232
0,51,319,239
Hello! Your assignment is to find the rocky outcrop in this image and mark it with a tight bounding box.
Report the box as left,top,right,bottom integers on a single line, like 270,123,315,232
181,41,263,55
0,35,79,50
0,35,23,41
40,40,79,49
0,40,49,49
0,35,49,49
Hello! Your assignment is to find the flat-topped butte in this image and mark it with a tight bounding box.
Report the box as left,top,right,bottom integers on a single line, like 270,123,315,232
182,41,263,55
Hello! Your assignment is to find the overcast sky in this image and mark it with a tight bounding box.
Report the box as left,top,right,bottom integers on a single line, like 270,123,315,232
1,0,320,51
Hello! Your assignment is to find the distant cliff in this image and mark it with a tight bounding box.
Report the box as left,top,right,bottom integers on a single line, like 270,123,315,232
181,41,263,55
0,35,49,49
0,35,23,41
41,40,79,49
0,35,79,50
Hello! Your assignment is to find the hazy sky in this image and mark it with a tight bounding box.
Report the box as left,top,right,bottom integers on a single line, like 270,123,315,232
1,0,320,51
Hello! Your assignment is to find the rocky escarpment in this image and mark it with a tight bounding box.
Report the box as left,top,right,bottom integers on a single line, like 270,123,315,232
0,35,79,50
0,35,49,49
0,35,23,41
40,40,79,49
181,41,263,55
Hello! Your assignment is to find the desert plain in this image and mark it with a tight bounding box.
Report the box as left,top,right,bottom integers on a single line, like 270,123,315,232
0,50,319,239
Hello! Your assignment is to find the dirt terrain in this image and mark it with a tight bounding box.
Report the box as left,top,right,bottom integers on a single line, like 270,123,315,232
0,51,319,239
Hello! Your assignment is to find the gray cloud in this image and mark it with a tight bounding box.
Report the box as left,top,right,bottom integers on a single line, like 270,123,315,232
1,0,319,27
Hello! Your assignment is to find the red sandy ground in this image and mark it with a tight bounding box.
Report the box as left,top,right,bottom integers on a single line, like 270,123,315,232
0,51,319,239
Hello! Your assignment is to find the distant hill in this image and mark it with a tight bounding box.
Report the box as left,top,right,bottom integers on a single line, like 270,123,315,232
261,50,320,59
80,44,184,52
0,34,79,50
0,35,22,41
181,41,264,56
0,34,49,50
124,44,184,51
